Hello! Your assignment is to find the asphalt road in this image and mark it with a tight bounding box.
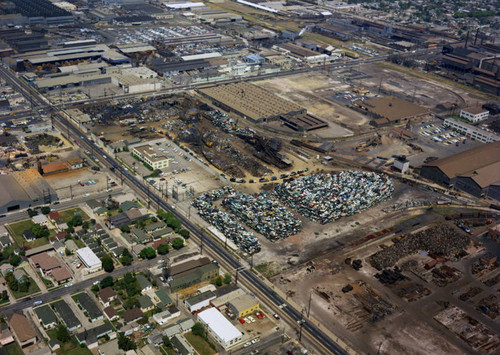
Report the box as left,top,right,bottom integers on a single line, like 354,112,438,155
0,189,123,224
0,257,159,317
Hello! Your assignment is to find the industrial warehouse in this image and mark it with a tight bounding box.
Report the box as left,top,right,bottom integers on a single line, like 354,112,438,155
420,140,500,200
198,82,305,123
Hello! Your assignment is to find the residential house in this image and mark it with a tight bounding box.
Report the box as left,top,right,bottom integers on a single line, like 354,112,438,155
163,324,181,338
65,239,78,252
52,266,72,285
0,235,12,248
98,287,117,307
53,301,82,331
104,306,119,321
34,306,58,329
53,240,65,254
75,323,112,348
121,321,140,336
138,295,155,313
122,308,144,324
146,329,163,346
132,228,150,244
144,222,167,233
23,230,36,242
48,211,60,221
86,199,103,213
151,228,173,240
55,231,67,242
137,275,152,294
171,334,195,355
98,338,120,355
8,313,37,348
76,293,103,322
0,322,14,346
32,214,49,226
119,201,139,212
153,289,172,308
177,318,195,333
152,306,180,325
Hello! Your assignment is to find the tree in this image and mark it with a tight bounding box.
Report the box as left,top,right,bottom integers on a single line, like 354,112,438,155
151,217,158,223
172,237,184,250
27,209,38,218
215,276,223,287
102,255,114,272
120,225,130,233
71,214,83,227
1,290,8,301
101,276,114,289
157,243,170,255
120,249,133,266
82,221,89,230
9,255,21,267
91,284,99,293
224,273,232,285
41,206,51,215
32,224,49,238
179,229,190,239
18,280,29,292
163,335,172,348
56,324,71,343
139,247,156,260
124,297,139,310
65,248,72,256
166,217,181,230
90,219,96,225
191,322,205,337
118,333,137,351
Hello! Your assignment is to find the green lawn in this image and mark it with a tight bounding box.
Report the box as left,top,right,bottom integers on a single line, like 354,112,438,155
74,238,86,248
5,341,24,355
46,330,92,355
38,272,54,288
65,348,92,355
6,219,35,246
185,332,216,355
58,208,89,223
10,276,41,299
6,219,50,248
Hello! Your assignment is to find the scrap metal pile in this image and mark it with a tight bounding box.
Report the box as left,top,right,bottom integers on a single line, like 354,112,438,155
222,192,302,241
274,171,393,224
192,187,261,254
370,225,470,270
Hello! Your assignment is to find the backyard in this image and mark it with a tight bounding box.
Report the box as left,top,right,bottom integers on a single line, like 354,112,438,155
10,275,41,299
185,332,216,355
6,219,52,248
5,341,24,355
58,208,90,224
46,328,92,355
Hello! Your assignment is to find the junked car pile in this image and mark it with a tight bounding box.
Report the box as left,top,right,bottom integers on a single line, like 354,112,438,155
222,191,302,241
192,187,261,254
274,171,394,224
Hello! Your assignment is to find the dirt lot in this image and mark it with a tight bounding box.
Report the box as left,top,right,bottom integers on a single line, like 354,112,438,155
44,167,111,199
361,63,484,109
256,72,360,136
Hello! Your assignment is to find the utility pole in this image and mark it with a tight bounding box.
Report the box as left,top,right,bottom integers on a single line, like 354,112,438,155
307,291,312,318
69,184,73,199
200,233,204,255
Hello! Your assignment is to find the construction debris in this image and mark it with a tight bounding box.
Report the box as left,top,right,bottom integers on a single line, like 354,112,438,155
434,306,500,353
370,225,470,270
274,171,393,224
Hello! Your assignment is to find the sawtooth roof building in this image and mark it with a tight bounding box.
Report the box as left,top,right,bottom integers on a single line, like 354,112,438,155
420,140,500,201
0,170,57,213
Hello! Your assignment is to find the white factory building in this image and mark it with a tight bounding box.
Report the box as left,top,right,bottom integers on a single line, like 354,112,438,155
443,118,500,143
76,247,102,274
132,144,171,170
459,107,489,123
197,308,243,349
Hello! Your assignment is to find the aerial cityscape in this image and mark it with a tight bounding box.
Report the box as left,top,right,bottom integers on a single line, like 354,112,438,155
0,0,499,354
